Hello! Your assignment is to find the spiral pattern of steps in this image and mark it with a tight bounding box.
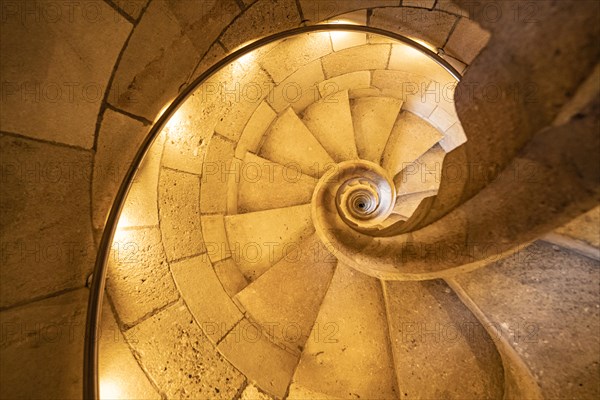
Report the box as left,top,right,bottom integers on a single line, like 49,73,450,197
96,19,599,400
102,28,494,399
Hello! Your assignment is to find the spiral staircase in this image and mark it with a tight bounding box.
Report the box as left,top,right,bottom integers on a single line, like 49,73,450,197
1,0,599,398
82,6,600,396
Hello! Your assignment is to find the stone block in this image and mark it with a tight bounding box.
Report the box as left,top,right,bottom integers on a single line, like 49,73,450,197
267,60,325,113
220,0,301,51
200,135,236,214
436,0,470,17
318,71,371,96
93,109,150,230
235,101,277,159
292,263,397,399
170,255,243,343
126,302,245,399
224,204,314,281
389,43,456,83
322,44,391,79
444,17,491,64
118,131,165,229
261,32,332,84
158,168,205,261
218,318,298,398
0,135,95,308
428,105,458,132
107,227,178,326
108,0,239,120
161,93,218,175
214,258,249,297
370,7,457,48
258,108,334,179
201,215,230,263
299,0,398,22
0,0,130,148
0,289,88,399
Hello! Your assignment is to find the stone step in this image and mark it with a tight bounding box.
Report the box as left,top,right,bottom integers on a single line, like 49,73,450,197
383,279,505,399
258,108,334,179
200,134,235,215
234,234,337,355
389,42,456,85
371,70,434,118
318,71,371,97
351,96,403,164
107,227,178,328
159,168,205,262
394,144,446,196
217,318,298,398
291,263,398,399
382,110,444,177
224,204,314,282
125,302,246,399
170,254,244,344
393,190,438,219
267,60,325,113
321,43,390,79
260,32,332,84
235,101,277,160
302,90,359,162
237,152,318,213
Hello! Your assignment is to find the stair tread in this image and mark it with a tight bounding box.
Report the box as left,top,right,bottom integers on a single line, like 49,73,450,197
302,90,359,162
235,101,277,159
394,143,446,195
224,204,314,282
217,317,298,398
235,234,337,354
292,263,397,399
237,152,318,213
382,110,444,177
393,190,438,218
351,97,402,164
258,108,334,179
170,255,243,344
384,279,505,399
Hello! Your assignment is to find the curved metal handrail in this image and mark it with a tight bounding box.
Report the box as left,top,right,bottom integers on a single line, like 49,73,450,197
83,24,462,399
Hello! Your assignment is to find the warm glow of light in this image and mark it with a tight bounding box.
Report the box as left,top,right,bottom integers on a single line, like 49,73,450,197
327,18,358,41
232,51,256,75
231,39,258,53
330,29,351,43
100,379,121,400
164,106,184,133
155,100,174,123
325,18,360,25
409,37,437,52
227,40,259,75
324,19,366,51
396,42,426,60
115,211,132,233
